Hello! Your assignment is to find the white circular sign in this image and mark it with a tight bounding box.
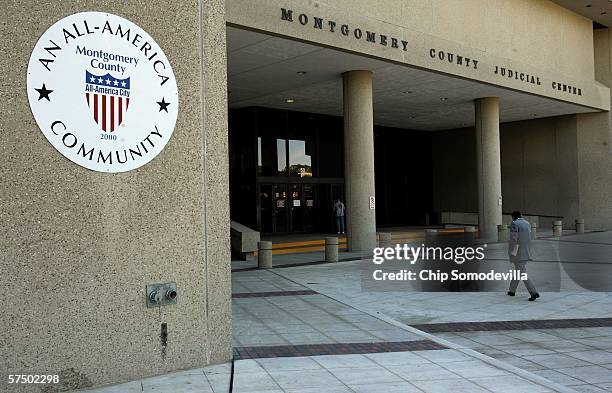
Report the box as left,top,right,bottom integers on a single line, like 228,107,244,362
27,12,179,173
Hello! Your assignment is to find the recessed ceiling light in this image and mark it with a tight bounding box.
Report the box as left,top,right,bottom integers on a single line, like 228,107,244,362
440,97,448,101
601,11,607,15
296,71,307,75
286,98,295,103
586,4,592,8
403,90,414,94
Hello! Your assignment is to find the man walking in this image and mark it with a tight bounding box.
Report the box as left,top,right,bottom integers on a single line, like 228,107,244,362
507,211,540,301
334,199,345,235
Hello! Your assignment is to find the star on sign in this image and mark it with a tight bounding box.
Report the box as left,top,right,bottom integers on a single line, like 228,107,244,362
105,78,111,85
35,83,53,101
113,80,119,86
90,76,96,83
121,81,126,87
98,77,103,83
157,97,170,113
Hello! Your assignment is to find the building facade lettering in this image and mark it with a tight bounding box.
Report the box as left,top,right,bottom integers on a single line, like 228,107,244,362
280,8,409,51
278,7,585,101
552,81,582,96
429,48,479,70
494,65,541,86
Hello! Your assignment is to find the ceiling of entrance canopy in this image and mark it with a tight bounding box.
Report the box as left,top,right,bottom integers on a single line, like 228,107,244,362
226,26,598,131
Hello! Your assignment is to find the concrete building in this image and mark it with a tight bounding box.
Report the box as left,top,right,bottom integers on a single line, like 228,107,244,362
1,0,612,391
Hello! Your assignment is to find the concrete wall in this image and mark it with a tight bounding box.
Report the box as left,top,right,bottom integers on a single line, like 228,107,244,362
576,112,612,230
226,0,608,110
428,28,612,231
0,1,231,391
433,116,583,228
576,29,612,231
324,0,595,80
500,116,580,226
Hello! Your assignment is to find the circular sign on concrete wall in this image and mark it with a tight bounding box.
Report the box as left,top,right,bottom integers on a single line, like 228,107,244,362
27,12,178,173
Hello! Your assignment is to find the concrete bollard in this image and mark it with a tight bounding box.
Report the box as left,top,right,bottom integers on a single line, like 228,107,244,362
425,229,438,246
325,237,339,263
378,232,392,248
575,219,585,234
497,224,508,242
464,226,476,245
257,241,273,269
553,220,563,237
531,222,537,240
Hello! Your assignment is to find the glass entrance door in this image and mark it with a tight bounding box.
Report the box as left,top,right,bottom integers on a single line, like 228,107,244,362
289,184,303,232
289,184,316,233
260,184,290,233
272,184,288,233
259,183,341,234
303,184,315,232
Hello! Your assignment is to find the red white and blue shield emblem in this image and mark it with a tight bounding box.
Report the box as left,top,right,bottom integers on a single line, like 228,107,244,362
85,71,130,132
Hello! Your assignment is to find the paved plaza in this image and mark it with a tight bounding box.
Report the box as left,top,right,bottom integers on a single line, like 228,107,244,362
79,231,612,393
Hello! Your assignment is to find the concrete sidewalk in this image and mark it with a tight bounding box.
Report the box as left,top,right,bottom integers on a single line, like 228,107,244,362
77,231,612,393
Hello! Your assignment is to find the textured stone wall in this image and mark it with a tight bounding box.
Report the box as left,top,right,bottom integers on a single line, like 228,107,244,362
0,1,231,391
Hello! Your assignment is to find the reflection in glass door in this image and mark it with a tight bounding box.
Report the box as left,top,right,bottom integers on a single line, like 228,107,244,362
260,184,290,233
290,184,316,233
303,184,315,232
259,183,343,234
260,185,273,233
273,184,288,233
289,184,303,232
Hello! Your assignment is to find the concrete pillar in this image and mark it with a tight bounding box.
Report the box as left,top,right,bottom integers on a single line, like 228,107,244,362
553,220,563,237
497,224,509,242
464,226,477,245
325,237,339,262
575,219,585,234
343,70,376,251
425,229,438,246
531,222,538,240
378,232,392,248
258,241,273,269
475,97,503,241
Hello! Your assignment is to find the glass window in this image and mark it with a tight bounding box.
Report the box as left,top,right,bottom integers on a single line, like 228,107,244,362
257,137,262,168
255,109,343,178
257,136,287,176
277,139,287,174
288,139,312,177
257,109,288,177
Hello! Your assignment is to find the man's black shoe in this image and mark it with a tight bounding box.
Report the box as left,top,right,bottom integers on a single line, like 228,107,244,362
528,293,540,301
507,291,515,296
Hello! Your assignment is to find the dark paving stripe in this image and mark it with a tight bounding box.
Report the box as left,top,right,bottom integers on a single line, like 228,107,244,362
233,340,447,360
539,238,612,246
412,318,612,333
232,290,318,298
231,267,259,272
231,256,366,272
273,256,366,269
484,258,610,265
